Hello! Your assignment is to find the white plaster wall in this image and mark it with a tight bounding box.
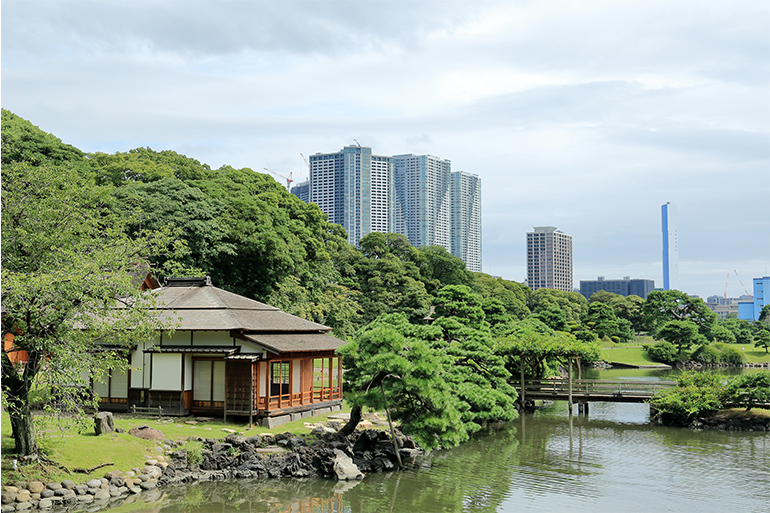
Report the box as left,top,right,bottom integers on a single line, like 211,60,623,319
111,369,129,398
152,354,183,390
192,331,234,346
292,360,301,393
258,361,267,396
184,354,193,390
212,361,225,401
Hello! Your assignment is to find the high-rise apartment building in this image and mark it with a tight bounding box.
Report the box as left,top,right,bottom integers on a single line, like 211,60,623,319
290,180,310,203
308,146,394,246
393,154,452,251
450,171,481,272
661,202,678,290
296,145,482,271
526,226,573,292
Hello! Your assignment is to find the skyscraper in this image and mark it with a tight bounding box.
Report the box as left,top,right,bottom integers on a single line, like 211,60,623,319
661,202,678,290
308,146,394,246
450,171,481,272
526,226,573,292
297,145,481,270
393,154,452,251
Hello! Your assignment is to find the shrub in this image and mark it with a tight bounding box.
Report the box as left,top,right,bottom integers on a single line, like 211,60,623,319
645,341,678,365
726,372,770,410
649,371,727,422
691,344,721,364
713,343,746,366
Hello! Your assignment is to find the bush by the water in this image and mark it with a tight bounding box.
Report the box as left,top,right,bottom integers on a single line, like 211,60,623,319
691,343,747,366
725,373,770,411
650,371,770,422
646,341,678,365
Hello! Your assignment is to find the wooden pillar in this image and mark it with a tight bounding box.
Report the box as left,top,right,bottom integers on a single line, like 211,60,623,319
567,357,572,415
249,362,254,428
337,356,343,400
288,360,294,407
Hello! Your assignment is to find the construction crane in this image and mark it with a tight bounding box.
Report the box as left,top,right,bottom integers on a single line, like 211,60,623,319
724,272,730,299
353,138,361,148
734,270,753,298
263,167,293,190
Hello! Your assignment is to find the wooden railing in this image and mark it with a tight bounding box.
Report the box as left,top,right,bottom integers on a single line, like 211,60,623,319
517,379,677,402
257,386,342,411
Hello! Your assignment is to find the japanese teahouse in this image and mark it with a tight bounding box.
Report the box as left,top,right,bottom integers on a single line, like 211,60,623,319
95,277,345,427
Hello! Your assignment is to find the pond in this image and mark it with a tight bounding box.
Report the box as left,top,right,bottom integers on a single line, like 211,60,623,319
106,367,768,513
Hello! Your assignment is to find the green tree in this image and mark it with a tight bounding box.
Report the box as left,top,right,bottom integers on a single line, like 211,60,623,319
649,372,727,422
416,245,473,295
589,291,645,332
471,273,530,321
720,318,754,345
754,328,770,353
641,290,716,336
582,302,634,342
1,109,84,166
529,288,587,323
655,320,703,353
726,372,770,410
532,305,569,332
336,314,469,449
1,163,174,456
759,304,770,326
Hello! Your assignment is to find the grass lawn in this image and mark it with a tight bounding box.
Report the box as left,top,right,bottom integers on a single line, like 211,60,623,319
1,405,356,487
601,338,770,367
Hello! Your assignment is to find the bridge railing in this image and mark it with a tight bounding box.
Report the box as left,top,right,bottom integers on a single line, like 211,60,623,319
517,379,677,398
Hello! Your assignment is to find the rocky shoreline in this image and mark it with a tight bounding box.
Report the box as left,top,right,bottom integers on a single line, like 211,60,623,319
1,423,422,513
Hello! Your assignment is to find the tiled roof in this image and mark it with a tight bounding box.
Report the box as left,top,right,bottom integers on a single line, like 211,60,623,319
237,332,346,353
149,282,331,333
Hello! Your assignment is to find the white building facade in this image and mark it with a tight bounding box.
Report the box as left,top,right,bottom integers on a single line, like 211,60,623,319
450,171,482,272
526,226,573,292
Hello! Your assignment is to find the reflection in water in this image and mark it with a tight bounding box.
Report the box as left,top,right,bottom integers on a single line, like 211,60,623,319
108,372,769,513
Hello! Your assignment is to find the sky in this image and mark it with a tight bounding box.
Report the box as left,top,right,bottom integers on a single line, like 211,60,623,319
2,0,769,299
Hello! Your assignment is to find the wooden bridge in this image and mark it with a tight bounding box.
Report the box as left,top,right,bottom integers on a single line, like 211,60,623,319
517,378,677,409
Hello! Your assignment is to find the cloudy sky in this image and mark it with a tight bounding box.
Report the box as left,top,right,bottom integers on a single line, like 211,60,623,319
3,0,769,299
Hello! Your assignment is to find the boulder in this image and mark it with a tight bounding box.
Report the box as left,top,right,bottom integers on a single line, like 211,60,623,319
332,450,364,481
94,412,115,435
26,482,44,494
128,426,165,440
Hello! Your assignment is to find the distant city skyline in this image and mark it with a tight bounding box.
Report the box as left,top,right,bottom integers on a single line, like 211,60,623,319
300,145,482,271
526,226,573,292
3,1,767,298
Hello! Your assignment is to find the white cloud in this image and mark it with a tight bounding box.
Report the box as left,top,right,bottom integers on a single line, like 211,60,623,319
2,0,768,298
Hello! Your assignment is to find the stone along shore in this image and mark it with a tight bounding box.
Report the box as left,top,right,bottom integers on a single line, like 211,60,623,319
1,421,423,512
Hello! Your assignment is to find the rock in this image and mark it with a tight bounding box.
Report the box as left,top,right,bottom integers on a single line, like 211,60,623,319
357,420,373,430
332,450,364,481
128,426,165,440
145,459,158,466
94,412,115,435
85,479,102,489
142,466,163,479
39,490,54,499
77,495,93,503
14,491,31,503
73,485,88,495
1,506,15,513
38,498,53,509
247,435,262,447
53,489,70,497
221,428,237,434
110,477,125,487
1,492,15,505
14,502,32,511
93,490,111,500
139,481,156,491
128,487,142,495
26,483,44,495
109,489,122,497
60,480,75,490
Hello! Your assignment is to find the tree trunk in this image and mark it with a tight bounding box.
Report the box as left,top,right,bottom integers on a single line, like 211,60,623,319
2,349,40,456
339,404,362,438
9,402,39,456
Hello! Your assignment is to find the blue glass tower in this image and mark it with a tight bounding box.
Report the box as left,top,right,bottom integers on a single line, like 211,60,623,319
661,202,678,290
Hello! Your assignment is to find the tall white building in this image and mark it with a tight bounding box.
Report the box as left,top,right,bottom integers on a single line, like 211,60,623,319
526,226,573,292
393,154,452,250
450,171,482,272
297,145,481,270
661,202,678,290
308,146,394,246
